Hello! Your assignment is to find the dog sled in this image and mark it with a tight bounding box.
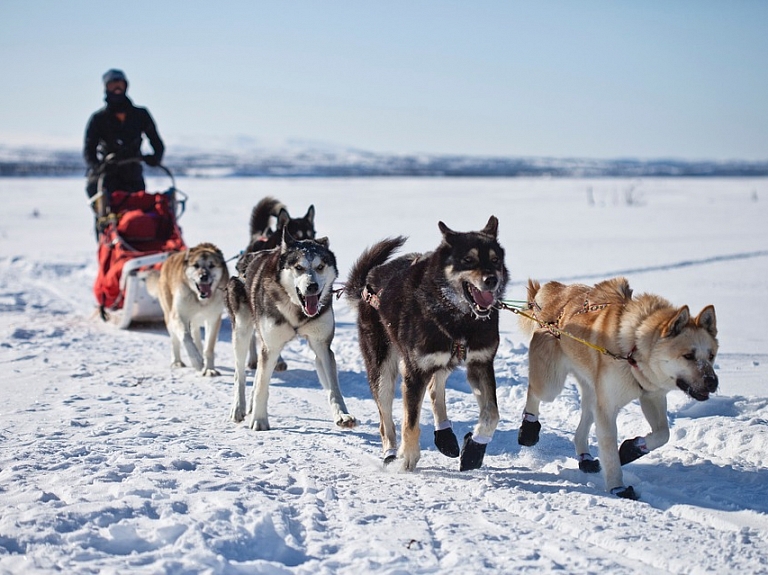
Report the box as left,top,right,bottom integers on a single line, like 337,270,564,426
90,156,187,328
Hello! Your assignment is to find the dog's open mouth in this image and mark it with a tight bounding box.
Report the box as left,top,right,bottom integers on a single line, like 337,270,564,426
677,379,711,401
463,282,496,317
298,291,320,317
196,281,213,299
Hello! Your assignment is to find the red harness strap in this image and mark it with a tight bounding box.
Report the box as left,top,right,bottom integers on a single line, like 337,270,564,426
362,285,381,309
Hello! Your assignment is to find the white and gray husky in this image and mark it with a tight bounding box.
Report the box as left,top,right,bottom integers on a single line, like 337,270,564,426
226,230,357,431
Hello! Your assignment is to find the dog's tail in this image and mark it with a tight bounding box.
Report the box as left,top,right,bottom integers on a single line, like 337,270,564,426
518,279,542,336
250,196,287,238
225,276,248,327
144,269,161,299
345,237,407,305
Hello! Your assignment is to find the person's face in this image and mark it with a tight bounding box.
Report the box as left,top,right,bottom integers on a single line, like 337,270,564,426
106,80,126,94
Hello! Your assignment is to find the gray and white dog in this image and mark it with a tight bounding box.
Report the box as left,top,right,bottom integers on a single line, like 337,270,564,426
236,196,317,371
226,230,357,430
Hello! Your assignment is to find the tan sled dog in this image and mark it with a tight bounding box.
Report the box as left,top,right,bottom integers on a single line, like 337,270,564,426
517,277,718,500
149,243,230,376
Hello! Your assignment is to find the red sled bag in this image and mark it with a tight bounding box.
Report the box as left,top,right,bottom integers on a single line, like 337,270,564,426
117,209,159,242
93,189,185,311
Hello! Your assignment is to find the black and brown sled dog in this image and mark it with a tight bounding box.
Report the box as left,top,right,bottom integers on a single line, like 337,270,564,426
346,216,508,472
236,196,316,275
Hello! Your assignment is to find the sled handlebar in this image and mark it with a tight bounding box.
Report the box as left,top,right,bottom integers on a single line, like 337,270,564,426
94,154,176,186
90,155,183,220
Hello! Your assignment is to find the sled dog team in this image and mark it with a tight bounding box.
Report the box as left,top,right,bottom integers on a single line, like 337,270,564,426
149,196,719,501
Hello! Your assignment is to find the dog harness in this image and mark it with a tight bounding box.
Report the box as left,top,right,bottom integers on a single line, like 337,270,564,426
362,285,381,309
362,284,470,363
452,341,468,362
498,299,638,368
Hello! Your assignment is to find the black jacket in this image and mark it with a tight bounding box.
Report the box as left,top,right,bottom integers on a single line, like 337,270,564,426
83,98,164,195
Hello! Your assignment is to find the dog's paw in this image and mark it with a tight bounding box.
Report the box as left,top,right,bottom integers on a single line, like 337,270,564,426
518,418,541,446
578,454,601,473
383,449,398,466
619,436,649,465
335,414,357,428
434,428,460,458
171,360,186,368
459,433,487,471
247,360,258,370
610,485,640,500
200,368,221,377
399,446,421,472
230,406,245,423
274,357,288,372
249,417,270,431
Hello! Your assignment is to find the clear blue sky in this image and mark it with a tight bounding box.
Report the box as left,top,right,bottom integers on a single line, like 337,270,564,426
1,1,766,160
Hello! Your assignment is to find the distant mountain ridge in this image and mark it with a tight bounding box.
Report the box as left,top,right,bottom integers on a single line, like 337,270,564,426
1,144,766,178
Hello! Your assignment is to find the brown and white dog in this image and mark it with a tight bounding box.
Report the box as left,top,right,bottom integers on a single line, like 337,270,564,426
148,243,229,376
518,277,719,500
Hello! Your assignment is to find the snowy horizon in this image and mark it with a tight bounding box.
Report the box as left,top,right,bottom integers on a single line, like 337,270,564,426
2,132,767,164
2,137,767,180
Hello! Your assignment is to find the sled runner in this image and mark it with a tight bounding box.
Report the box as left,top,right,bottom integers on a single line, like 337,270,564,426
91,156,187,329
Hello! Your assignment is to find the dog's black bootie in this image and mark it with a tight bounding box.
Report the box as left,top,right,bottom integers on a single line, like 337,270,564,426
578,454,601,473
459,433,487,471
619,436,649,466
610,485,640,500
434,428,460,458
518,419,541,446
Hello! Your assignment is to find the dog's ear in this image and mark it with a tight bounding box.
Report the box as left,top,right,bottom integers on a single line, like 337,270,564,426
438,221,457,244
663,305,690,338
281,227,292,253
305,205,315,224
277,208,291,230
314,236,329,247
482,216,499,238
695,305,717,338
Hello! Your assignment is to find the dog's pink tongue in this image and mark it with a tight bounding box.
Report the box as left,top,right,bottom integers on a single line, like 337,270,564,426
198,282,212,299
472,287,495,308
304,294,319,316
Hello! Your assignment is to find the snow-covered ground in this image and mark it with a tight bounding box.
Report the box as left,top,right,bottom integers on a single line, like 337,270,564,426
1,176,767,574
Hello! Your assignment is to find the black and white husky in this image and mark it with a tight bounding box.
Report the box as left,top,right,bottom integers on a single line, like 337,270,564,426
236,196,316,275
226,231,357,430
236,197,317,371
346,216,508,471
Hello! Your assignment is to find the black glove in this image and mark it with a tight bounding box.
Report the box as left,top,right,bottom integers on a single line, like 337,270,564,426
143,154,161,167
